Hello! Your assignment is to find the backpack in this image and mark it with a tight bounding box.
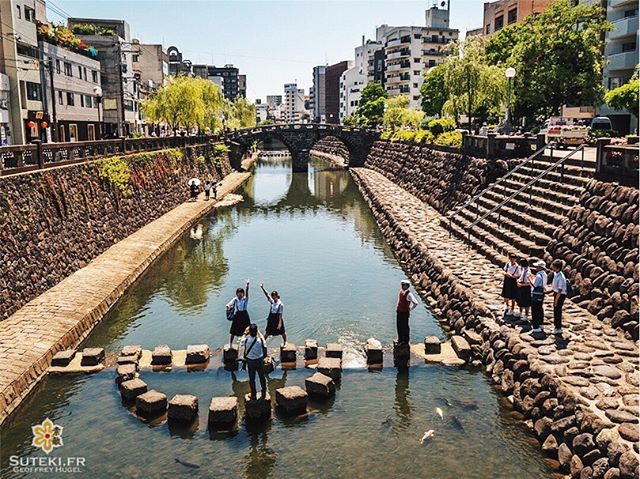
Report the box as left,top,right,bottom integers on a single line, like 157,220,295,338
566,279,574,298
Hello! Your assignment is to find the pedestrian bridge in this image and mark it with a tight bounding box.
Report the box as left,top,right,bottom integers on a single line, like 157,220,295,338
227,123,380,172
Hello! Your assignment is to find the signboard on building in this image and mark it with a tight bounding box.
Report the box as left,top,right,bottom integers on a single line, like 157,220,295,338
103,98,118,110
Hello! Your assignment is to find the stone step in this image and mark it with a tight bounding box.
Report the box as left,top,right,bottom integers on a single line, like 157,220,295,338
474,194,565,231
524,158,595,181
496,178,581,208
482,188,573,219
533,151,597,170
508,172,585,198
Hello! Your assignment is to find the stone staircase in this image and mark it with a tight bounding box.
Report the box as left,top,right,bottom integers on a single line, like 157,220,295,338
444,149,596,266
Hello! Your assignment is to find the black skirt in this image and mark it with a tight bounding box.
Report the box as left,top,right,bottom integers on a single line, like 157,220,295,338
501,277,518,299
265,312,285,336
516,285,532,308
230,310,250,336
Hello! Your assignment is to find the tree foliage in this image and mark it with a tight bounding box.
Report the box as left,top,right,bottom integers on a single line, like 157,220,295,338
383,95,424,131
486,0,608,123
605,70,639,119
420,65,448,117
349,82,388,127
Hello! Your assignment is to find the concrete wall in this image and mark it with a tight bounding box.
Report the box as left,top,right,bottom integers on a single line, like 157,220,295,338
0,144,232,319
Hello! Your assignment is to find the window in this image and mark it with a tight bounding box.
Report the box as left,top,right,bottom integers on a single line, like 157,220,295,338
88,124,96,141
485,24,490,34
92,70,98,83
85,95,93,108
68,124,78,142
495,15,504,31
66,92,75,106
414,57,420,63
428,59,436,67
432,34,438,43
624,9,637,18
124,100,134,111
78,66,82,77
508,8,517,25
24,6,35,22
16,5,21,19
83,67,87,80
414,33,421,39
609,77,623,89
64,62,72,76
59,125,65,142
132,54,139,62
17,44,38,58
80,95,85,107
25,82,42,101
55,60,60,74
622,42,636,52
413,83,418,88
58,91,63,105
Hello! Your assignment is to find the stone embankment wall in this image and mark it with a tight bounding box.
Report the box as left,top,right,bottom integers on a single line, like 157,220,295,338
0,144,232,319
309,136,349,163
546,180,639,340
352,169,639,479
363,140,512,212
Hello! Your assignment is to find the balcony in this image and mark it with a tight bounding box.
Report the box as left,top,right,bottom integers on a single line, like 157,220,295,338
608,16,638,41
386,48,411,60
422,49,446,57
386,73,410,84
386,61,411,72
386,38,401,48
607,51,638,71
611,0,636,7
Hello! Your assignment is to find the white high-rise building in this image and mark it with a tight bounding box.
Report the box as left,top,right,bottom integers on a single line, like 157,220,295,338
283,83,306,123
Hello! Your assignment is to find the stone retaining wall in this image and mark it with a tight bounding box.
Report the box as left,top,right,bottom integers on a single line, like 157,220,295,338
309,136,349,163
546,180,639,340
351,169,638,479
363,140,513,213
0,144,232,319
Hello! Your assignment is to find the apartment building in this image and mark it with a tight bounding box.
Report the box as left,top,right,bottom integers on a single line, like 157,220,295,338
283,83,306,123
167,45,192,76
339,37,380,121
0,0,45,144
482,0,554,36
325,61,350,124
68,18,142,138
193,63,245,101
311,65,326,122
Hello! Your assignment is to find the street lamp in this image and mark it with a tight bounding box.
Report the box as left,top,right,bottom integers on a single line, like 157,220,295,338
93,86,103,139
504,67,516,133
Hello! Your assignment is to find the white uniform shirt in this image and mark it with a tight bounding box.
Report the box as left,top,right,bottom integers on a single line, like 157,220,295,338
552,271,567,294
240,335,264,360
402,290,418,310
518,267,531,284
229,297,248,312
270,301,283,314
533,271,548,289
504,262,520,276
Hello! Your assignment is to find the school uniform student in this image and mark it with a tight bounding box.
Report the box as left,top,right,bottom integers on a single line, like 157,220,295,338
260,283,287,347
516,258,532,322
226,280,251,346
240,323,267,400
204,181,211,201
529,260,548,334
501,253,520,316
551,259,567,335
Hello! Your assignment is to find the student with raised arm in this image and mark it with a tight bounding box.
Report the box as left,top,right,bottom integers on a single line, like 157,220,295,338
226,279,251,347
260,283,287,347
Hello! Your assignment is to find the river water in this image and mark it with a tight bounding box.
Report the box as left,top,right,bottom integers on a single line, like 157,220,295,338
0,154,555,479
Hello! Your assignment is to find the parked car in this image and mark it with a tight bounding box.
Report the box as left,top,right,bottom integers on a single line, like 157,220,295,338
590,116,613,131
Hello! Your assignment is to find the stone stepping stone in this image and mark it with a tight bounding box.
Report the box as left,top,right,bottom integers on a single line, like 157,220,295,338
116,355,138,366
168,394,198,422
280,343,297,363
275,386,308,414
151,345,172,365
317,357,342,380
304,340,318,360
326,343,343,359
185,344,210,364
120,378,148,401
263,356,276,375
136,390,167,417
424,336,441,355
121,345,142,359
365,339,383,365
115,364,137,384
244,393,271,421
451,336,471,360
208,397,238,429
223,344,239,363
51,349,76,367
80,348,105,366
305,372,335,398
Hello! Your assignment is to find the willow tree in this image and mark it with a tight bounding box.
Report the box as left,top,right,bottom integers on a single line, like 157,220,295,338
442,37,505,132
382,95,424,131
142,76,205,134
225,97,257,130
196,78,226,133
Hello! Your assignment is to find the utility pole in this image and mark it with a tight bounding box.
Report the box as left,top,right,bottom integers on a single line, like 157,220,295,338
117,41,126,137
47,60,58,142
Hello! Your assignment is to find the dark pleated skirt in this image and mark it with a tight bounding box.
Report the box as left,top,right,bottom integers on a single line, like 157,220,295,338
230,310,250,336
517,285,532,308
265,312,285,336
501,277,518,299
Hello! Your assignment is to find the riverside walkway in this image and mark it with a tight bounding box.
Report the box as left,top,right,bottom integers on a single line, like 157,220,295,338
0,171,251,424
351,168,639,466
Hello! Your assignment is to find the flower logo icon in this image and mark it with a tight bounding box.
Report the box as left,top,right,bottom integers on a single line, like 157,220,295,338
31,418,63,454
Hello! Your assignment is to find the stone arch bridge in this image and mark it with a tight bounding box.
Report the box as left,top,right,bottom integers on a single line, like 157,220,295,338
226,123,380,172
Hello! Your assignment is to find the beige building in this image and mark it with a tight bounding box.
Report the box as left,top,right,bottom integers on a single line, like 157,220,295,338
482,0,555,36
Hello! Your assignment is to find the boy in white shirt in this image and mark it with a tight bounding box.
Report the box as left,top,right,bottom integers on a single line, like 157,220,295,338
551,259,567,335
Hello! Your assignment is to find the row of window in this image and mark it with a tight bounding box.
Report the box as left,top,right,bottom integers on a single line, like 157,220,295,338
52,58,99,83
486,7,518,34
57,91,97,108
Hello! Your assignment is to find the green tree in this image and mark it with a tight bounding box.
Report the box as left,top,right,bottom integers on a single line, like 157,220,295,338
225,97,257,130
354,82,388,127
605,70,639,120
486,0,608,124
383,95,424,131
420,65,448,116
142,76,206,134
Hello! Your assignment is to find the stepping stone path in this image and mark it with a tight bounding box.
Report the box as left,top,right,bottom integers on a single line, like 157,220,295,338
168,394,198,422
51,349,76,367
325,343,343,359
185,344,210,364
304,339,318,360
305,372,335,398
365,339,383,365
151,345,172,365
317,357,342,380
424,336,441,355
275,386,308,414
223,344,238,362
208,397,238,429
136,390,167,417
120,378,148,401
451,336,471,361
280,343,297,363
115,364,137,384
80,348,104,366
244,393,271,421
121,345,142,358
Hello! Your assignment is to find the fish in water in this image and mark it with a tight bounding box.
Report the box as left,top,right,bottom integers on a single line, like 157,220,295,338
420,430,435,444
435,397,453,408
435,407,444,419
451,416,465,431
175,458,200,469
381,415,395,427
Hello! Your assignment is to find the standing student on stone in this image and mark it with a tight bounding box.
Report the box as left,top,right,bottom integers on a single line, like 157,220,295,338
516,258,532,323
212,182,219,200
240,323,267,400
529,260,548,334
551,259,567,335
396,279,419,345
204,181,211,201
226,280,251,346
189,180,199,201
501,253,520,316
260,283,287,347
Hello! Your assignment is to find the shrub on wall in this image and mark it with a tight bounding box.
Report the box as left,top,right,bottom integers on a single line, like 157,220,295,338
98,156,131,195
426,117,457,136
434,131,462,148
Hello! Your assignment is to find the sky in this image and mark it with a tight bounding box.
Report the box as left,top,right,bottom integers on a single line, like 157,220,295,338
49,0,484,102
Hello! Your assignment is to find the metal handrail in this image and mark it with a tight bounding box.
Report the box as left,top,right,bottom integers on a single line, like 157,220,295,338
464,144,587,245
446,142,553,228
